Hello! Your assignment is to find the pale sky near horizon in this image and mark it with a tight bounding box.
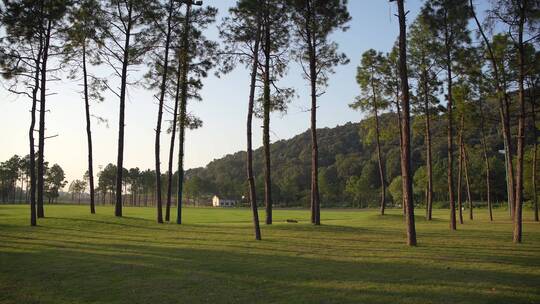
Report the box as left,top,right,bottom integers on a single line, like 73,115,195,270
0,0,489,184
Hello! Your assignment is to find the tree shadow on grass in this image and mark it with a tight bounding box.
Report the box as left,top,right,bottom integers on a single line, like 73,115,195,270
0,239,538,304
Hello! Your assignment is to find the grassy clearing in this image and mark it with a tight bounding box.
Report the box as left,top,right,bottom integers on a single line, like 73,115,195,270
0,205,539,304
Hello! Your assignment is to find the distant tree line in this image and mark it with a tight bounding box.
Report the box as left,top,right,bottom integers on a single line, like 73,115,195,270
0,154,66,203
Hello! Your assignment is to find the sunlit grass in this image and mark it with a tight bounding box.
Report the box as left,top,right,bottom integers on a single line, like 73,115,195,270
0,205,539,303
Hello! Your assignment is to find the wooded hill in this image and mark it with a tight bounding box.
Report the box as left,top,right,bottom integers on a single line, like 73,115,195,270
186,94,537,208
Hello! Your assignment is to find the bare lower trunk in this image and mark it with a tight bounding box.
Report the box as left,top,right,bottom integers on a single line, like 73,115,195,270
263,8,272,225
154,0,174,224
457,116,464,224
115,5,133,217
374,109,386,215
446,61,456,230
176,3,192,225
532,94,539,222
463,144,473,220
166,56,182,222
423,73,433,220
306,4,320,225
397,0,416,246
247,19,262,240
82,44,95,214
28,8,44,225
503,95,516,218
176,96,186,225
29,49,42,226
479,99,492,221
513,4,526,243
37,20,51,219
310,85,320,225
394,91,404,214
534,135,539,222
469,0,514,222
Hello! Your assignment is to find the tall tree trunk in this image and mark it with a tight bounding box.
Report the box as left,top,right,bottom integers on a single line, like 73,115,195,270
37,20,51,219
446,59,456,230
457,116,464,224
263,4,273,225
503,90,516,218
463,144,473,220
470,0,515,221
306,2,320,225
28,10,44,225
479,97,493,221
247,18,263,240
154,0,174,224
374,108,386,215
513,0,526,243
531,90,539,222
397,0,416,246
115,5,133,217
422,70,434,220
166,55,182,222
176,2,192,225
394,92,405,214
82,43,96,214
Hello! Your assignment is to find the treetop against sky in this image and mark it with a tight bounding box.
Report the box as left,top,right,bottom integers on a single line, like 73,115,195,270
0,0,489,183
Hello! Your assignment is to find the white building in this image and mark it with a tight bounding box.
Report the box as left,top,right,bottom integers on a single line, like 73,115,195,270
212,195,236,207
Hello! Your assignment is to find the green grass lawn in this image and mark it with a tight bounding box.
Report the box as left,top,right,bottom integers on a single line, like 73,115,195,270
0,205,539,304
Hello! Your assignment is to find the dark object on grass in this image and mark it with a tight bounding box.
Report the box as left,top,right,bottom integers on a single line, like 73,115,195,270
286,219,298,223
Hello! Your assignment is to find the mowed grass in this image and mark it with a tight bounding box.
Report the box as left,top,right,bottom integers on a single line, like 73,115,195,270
0,205,539,304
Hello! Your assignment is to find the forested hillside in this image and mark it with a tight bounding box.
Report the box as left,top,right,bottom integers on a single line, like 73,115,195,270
185,94,536,208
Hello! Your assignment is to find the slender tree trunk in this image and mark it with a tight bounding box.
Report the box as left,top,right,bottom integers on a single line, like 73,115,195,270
457,116,464,224
37,20,51,219
166,56,182,222
397,0,416,246
176,2,192,225
423,72,433,220
154,0,174,224
470,0,515,221
394,93,405,214
263,4,273,225
310,77,320,225
463,144,473,220
531,91,539,222
513,1,526,243
503,91,516,218
446,59,456,230
306,3,320,225
82,44,95,214
479,97,493,221
374,108,386,215
246,18,263,240
28,10,44,225
115,5,133,217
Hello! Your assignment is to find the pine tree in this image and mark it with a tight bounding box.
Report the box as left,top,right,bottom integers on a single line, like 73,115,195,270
289,0,350,225
421,0,471,230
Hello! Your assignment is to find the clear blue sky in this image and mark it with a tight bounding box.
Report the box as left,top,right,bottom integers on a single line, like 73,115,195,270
0,0,489,183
